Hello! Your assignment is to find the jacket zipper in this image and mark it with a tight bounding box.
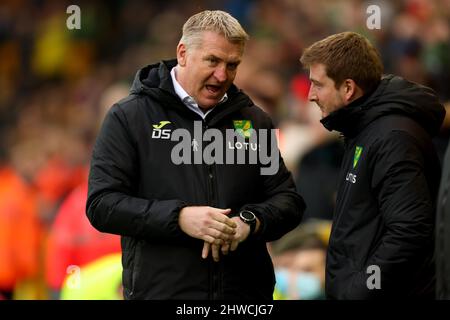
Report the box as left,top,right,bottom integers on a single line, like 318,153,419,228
203,121,221,300
130,239,142,297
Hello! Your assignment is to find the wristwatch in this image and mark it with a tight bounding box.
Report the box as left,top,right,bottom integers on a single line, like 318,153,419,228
239,210,257,235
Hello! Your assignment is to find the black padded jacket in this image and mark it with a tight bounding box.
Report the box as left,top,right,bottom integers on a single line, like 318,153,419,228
86,60,305,300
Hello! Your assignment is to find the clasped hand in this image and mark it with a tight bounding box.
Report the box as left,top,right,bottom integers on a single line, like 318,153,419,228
178,206,251,262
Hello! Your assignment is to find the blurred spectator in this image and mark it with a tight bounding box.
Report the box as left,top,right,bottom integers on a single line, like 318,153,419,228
294,137,344,222
60,253,122,300
270,220,331,300
45,180,121,299
0,145,42,299
44,82,127,299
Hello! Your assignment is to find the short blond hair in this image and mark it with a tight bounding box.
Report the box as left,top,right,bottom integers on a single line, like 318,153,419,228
180,10,249,49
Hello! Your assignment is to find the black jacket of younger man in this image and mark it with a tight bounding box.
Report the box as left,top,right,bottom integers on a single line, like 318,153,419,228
86,59,305,300
322,74,445,299
437,139,450,299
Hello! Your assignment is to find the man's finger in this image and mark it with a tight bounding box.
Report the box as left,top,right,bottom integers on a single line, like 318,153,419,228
230,239,240,251
221,242,230,255
203,234,224,245
203,235,215,243
214,216,237,229
220,208,232,215
209,227,234,242
211,221,236,235
211,209,237,228
202,242,210,259
212,244,220,262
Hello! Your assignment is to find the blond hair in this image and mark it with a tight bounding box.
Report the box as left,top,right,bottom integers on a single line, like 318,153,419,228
180,10,249,49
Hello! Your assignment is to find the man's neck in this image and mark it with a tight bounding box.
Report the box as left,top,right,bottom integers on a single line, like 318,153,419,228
199,106,209,114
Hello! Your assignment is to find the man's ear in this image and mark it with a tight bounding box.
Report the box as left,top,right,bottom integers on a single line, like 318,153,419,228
177,43,187,67
342,79,362,102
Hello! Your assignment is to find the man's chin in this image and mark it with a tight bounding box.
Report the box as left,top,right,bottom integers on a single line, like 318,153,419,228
197,103,216,111
199,98,221,109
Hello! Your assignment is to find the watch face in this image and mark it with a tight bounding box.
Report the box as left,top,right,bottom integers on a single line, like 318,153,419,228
240,210,256,222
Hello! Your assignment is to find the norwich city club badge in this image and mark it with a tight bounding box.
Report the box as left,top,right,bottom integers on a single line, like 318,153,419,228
233,120,253,139
353,146,363,169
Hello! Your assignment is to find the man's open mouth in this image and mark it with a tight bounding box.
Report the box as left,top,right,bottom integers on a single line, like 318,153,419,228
206,85,221,94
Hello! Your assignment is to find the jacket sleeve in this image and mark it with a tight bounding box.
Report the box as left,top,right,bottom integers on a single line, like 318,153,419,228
349,130,435,299
239,123,305,242
86,104,187,241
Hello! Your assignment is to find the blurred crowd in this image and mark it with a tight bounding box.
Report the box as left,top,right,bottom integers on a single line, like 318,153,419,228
0,0,449,299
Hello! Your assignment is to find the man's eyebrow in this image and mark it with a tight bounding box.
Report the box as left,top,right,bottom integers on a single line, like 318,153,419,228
228,59,241,65
205,55,241,63
310,78,321,85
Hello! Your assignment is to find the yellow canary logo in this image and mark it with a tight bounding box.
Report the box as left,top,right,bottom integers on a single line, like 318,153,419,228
233,120,253,138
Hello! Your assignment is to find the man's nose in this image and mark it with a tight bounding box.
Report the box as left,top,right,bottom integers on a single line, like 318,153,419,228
213,65,227,83
308,86,317,102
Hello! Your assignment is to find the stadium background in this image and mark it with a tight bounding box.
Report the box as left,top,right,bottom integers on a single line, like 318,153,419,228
0,0,449,299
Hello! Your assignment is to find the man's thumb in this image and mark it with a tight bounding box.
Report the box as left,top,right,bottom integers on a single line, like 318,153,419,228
221,208,232,215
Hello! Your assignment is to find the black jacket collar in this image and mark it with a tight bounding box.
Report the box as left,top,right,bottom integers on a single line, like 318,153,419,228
320,74,445,138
